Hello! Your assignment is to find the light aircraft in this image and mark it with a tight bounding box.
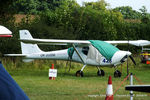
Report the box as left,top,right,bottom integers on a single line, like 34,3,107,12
6,30,150,77
0,25,12,37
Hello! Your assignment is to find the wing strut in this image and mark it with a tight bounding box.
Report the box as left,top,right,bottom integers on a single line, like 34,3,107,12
72,44,85,64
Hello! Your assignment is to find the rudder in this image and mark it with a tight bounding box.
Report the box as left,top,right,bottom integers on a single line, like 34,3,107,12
19,30,43,54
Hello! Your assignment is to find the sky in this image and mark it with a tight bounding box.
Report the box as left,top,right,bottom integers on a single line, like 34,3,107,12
76,0,150,13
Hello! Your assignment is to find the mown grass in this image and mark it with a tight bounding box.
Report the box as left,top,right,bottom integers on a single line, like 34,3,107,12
1,57,150,100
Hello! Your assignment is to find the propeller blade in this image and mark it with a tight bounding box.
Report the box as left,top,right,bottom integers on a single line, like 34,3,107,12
120,55,128,63
129,55,136,65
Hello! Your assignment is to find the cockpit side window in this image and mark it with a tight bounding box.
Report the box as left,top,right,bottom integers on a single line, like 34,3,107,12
82,46,89,55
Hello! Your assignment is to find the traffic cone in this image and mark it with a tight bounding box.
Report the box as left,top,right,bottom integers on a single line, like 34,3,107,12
49,64,55,80
105,76,113,100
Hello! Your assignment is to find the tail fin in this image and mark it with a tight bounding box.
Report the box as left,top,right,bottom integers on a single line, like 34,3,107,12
19,30,33,39
19,30,43,54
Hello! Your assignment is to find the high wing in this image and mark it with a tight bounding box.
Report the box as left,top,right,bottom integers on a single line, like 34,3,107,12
20,38,150,47
19,30,150,47
20,38,91,46
19,30,90,46
106,40,150,47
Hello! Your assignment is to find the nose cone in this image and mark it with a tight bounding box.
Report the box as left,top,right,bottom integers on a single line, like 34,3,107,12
126,51,131,56
111,51,132,66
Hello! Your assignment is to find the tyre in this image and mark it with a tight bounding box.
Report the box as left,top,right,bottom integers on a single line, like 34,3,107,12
114,70,122,77
76,70,83,77
97,70,105,76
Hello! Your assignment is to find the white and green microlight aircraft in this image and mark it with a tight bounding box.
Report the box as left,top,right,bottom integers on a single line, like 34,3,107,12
5,30,150,77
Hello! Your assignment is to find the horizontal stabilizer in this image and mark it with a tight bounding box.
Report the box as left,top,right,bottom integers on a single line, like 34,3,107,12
4,54,27,57
23,59,34,62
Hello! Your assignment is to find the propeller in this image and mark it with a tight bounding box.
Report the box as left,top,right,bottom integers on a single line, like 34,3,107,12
126,38,136,77
120,53,136,65
129,55,136,65
119,50,136,77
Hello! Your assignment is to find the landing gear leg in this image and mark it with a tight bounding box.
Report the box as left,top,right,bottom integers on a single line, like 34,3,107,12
114,70,122,77
76,65,86,77
97,66,105,76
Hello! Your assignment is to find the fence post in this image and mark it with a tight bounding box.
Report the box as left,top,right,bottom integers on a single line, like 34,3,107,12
130,73,133,100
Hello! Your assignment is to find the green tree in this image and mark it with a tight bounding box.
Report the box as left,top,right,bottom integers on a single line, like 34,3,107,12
14,0,38,14
0,0,16,25
13,0,62,14
139,6,150,24
113,6,142,19
38,0,124,41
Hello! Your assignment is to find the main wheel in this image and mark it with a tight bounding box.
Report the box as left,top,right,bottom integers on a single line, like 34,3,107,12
76,70,83,77
97,69,105,76
114,70,122,77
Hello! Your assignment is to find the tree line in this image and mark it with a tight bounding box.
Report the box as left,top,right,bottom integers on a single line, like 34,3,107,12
0,0,150,54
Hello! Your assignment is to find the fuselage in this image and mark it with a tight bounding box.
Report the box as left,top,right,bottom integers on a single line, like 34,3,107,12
25,47,128,66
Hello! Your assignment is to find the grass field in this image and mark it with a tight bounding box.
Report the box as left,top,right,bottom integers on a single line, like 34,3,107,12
2,58,150,100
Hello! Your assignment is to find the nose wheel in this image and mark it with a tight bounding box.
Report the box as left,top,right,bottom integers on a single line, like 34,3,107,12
114,70,122,77
97,66,105,76
97,69,105,76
